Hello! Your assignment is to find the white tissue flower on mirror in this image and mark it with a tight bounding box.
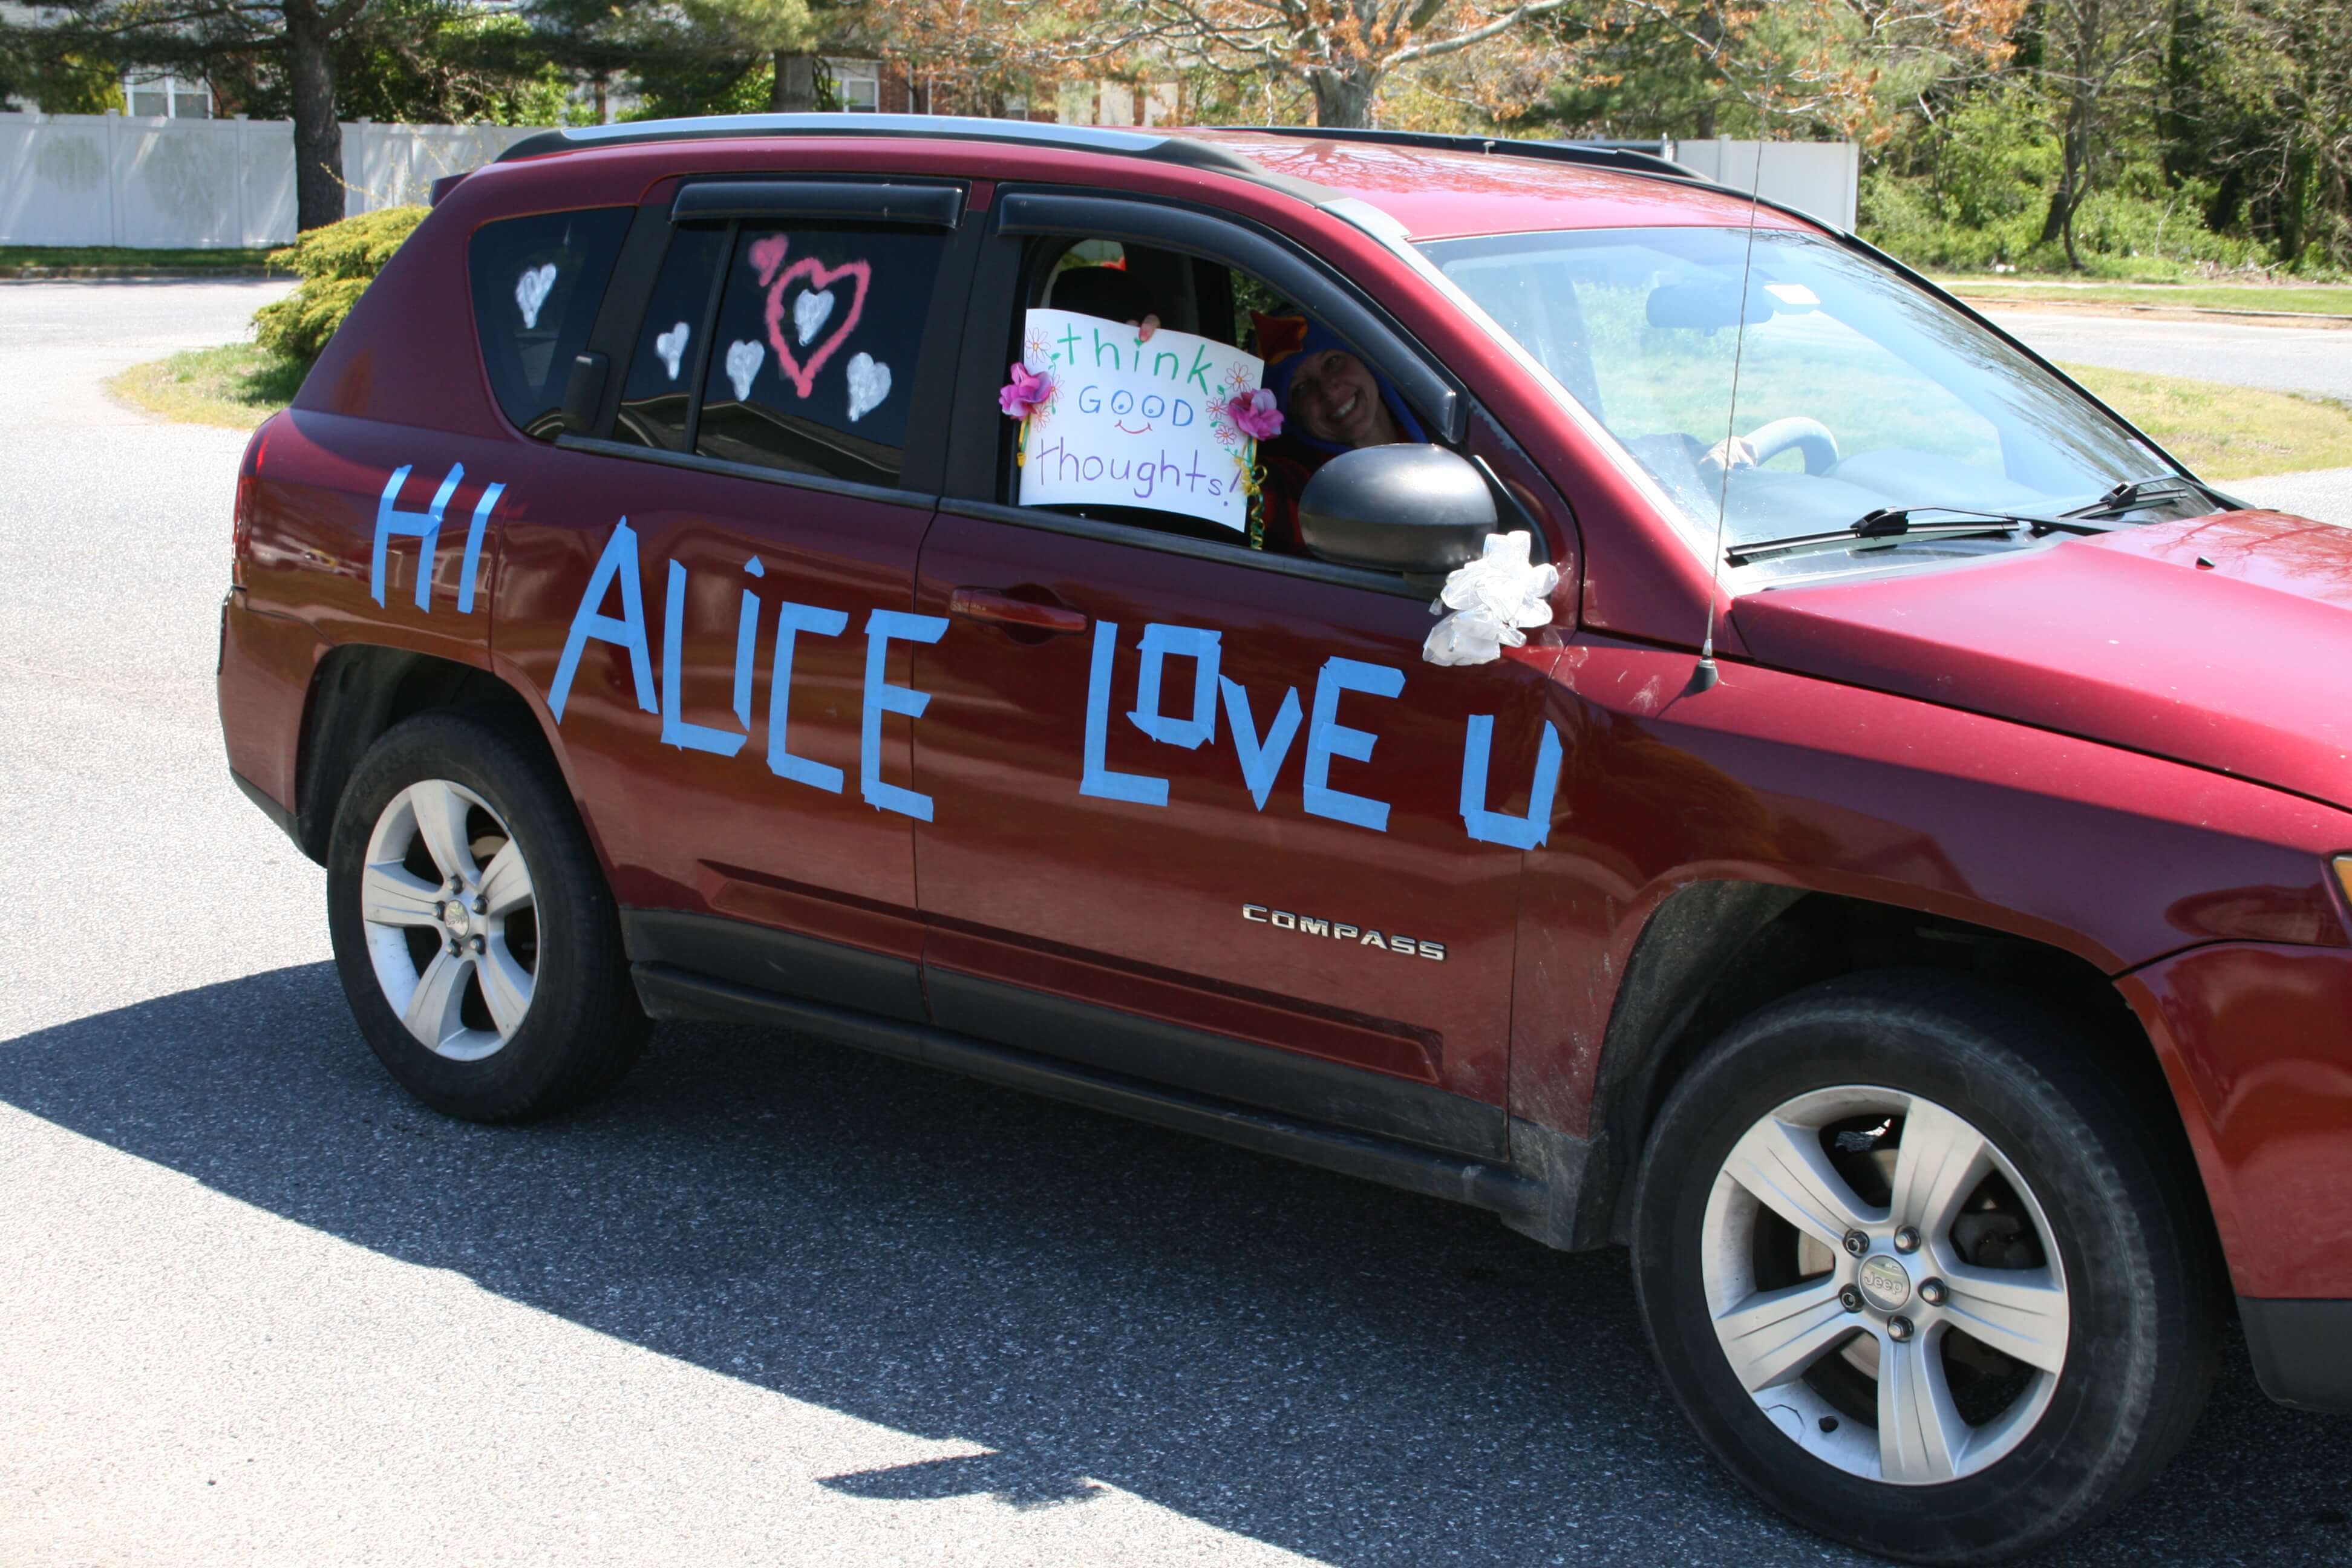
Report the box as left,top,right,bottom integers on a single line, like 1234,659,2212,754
1422,532,1560,667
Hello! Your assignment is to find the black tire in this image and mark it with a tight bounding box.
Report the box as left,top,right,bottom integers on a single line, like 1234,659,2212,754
1630,970,2220,1564
326,708,646,1122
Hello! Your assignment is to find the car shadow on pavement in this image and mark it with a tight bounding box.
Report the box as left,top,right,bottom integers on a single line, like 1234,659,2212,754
2,964,2347,1568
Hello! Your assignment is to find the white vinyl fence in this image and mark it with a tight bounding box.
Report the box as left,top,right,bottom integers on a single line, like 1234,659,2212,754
1667,139,1860,232
0,113,1864,250
0,112,544,248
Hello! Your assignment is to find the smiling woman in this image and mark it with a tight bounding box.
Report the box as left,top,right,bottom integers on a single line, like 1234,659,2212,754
1256,312,1425,456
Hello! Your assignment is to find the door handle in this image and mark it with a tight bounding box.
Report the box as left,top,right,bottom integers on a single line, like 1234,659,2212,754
948,587,1089,636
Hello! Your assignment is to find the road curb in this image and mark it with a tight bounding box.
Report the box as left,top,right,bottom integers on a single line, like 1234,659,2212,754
0,267,280,281
1950,296,2351,328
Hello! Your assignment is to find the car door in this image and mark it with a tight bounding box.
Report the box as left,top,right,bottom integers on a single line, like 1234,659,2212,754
907,192,1573,1160
494,177,979,1018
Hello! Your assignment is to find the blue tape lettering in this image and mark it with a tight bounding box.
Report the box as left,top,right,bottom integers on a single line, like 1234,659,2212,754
1219,677,1302,810
547,518,656,722
1302,656,1403,832
860,608,949,820
1128,623,1221,750
734,557,766,727
732,589,760,728
456,480,501,613
1080,620,1169,807
768,599,849,792
661,560,748,756
371,462,462,610
1459,716,1564,849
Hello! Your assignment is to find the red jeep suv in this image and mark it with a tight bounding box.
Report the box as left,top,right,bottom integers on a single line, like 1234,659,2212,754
217,116,2351,1563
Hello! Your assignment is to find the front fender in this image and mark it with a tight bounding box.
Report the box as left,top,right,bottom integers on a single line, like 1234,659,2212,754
1509,638,2352,1146
2120,941,2352,1302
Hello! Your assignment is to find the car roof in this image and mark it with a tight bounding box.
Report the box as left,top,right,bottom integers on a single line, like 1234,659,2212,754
492,115,1817,243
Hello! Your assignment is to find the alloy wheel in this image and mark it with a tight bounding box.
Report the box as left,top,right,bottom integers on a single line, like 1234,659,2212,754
358,778,538,1061
1700,1085,2071,1485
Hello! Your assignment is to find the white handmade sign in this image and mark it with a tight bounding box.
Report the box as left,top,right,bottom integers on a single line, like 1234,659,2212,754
1012,308,1266,532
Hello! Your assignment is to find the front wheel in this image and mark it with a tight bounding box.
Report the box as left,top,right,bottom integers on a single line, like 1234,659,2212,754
1630,972,2218,1564
326,709,646,1122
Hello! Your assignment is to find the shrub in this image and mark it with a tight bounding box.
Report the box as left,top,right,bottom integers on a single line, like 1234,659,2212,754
252,206,428,360
1863,163,2279,278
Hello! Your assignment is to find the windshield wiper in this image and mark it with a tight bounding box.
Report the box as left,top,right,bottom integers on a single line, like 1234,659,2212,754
1723,505,2114,568
2063,473,2234,520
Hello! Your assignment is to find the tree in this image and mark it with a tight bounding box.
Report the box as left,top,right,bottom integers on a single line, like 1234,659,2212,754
1060,0,1594,128
1524,0,2022,144
522,0,843,120
670,0,819,105
2242,0,2352,264
764,0,852,111
0,28,126,112
21,0,384,229
2157,0,2352,265
2029,0,2168,264
861,0,1063,114
19,0,578,229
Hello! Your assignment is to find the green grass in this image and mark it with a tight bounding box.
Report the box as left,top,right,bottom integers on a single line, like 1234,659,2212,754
2059,363,2352,480
0,244,279,275
107,342,310,431
1577,283,2007,471
1934,280,2352,317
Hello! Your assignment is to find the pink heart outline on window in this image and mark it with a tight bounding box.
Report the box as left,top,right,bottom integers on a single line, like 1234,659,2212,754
762,256,871,400
748,234,790,287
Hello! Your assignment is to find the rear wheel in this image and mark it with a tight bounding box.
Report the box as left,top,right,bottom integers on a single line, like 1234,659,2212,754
327,709,645,1121
1630,972,2218,1563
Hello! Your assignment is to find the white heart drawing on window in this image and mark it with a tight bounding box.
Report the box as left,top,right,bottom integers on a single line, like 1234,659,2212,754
653,321,690,381
515,263,557,329
725,339,765,402
792,288,835,347
846,353,890,422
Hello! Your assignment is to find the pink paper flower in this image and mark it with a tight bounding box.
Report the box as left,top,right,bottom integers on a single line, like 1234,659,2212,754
999,362,1054,419
1224,388,1282,442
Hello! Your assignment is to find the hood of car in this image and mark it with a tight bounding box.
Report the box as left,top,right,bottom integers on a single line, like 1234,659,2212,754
1731,509,2352,809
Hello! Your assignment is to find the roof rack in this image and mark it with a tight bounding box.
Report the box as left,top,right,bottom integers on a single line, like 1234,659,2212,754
485,113,1831,238
492,112,1362,202
492,113,1716,196
497,113,1249,171
1218,125,1705,183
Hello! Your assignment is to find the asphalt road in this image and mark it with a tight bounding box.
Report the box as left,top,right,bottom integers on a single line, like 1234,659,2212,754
1981,306,2352,403
2,281,2348,1568
1978,307,2352,526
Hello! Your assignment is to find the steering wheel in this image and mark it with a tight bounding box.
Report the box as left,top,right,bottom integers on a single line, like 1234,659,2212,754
1740,416,1841,476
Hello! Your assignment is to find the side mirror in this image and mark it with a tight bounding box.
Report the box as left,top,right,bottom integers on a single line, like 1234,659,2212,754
1297,445,1497,574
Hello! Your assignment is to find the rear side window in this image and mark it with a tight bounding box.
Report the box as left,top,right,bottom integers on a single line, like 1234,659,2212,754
615,225,731,453
468,207,633,438
694,223,946,489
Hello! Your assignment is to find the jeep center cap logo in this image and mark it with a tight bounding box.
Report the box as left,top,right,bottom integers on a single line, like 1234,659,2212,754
1858,1255,1913,1312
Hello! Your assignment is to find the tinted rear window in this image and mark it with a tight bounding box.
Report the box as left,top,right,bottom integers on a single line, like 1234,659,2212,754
468,207,633,437
693,223,946,488
613,224,731,453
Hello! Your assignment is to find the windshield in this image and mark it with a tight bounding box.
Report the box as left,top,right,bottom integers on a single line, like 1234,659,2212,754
1420,226,2201,573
